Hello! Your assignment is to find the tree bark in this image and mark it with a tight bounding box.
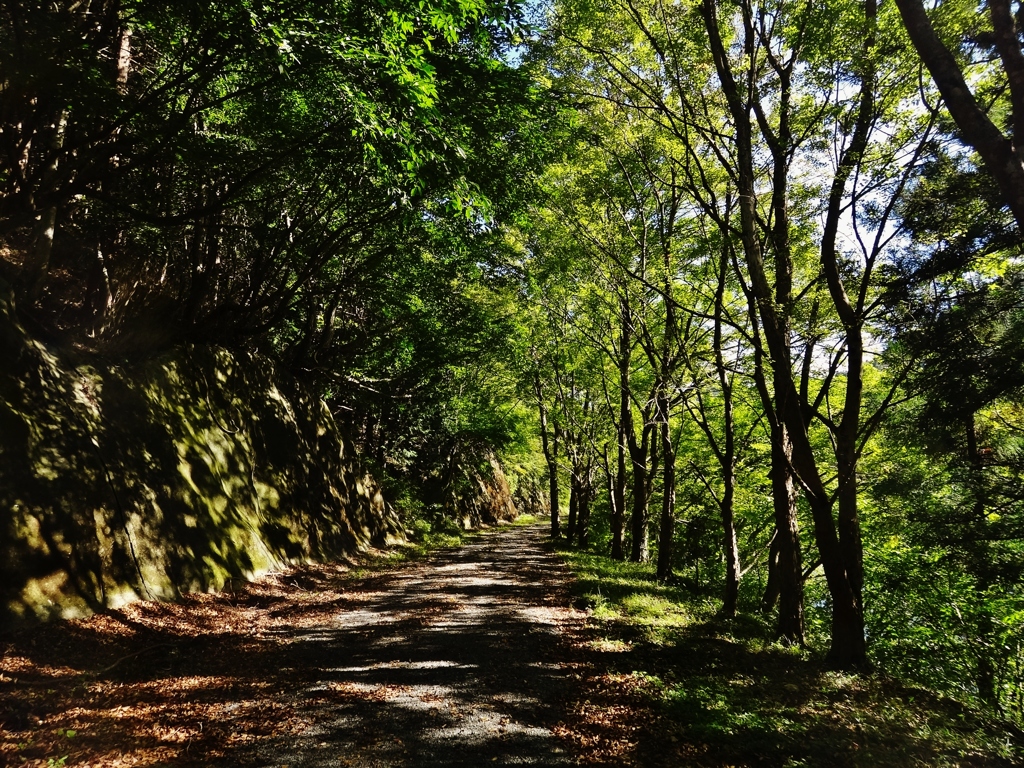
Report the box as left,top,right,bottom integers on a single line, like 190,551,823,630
770,428,805,644
566,471,579,543
534,374,561,538
576,464,592,548
713,244,741,615
656,390,676,582
611,428,627,560
611,297,632,560
627,404,654,562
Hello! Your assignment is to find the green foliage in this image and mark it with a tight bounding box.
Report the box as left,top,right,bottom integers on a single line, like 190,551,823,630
0,0,557,539
558,541,1024,767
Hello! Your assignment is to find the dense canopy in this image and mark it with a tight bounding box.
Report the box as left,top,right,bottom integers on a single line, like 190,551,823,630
3,0,1024,726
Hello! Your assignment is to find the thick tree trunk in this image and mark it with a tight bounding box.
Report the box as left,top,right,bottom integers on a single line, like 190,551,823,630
771,429,805,644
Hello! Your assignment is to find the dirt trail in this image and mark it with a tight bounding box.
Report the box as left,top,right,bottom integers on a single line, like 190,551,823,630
248,522,579,767
1,522,586,767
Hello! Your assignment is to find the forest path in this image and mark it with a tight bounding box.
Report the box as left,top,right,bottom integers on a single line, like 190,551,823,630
1,521,588,767
245,521,579,767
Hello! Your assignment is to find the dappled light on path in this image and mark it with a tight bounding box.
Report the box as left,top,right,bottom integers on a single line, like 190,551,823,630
0,523,582,767
247,525,576,767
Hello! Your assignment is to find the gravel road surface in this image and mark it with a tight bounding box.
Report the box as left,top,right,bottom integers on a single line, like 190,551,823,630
244,522,579,767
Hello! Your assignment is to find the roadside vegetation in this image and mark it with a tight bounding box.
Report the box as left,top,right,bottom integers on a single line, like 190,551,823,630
557,543,1024,767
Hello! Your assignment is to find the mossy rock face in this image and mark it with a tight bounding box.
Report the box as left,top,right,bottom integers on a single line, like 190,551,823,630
0,296,401,623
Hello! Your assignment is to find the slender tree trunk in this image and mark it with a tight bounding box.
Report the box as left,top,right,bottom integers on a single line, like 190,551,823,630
116,25,133,91
577,466,592,548
534,374,560,538
656,391,676,582
23,112,68,301
748,335,804,643
566,471,579,543
627,414,653,562
611,432,627,560
719,469,740,615
629,460,649,561
611,297,632,560
711,244,742,615
549,424,561,538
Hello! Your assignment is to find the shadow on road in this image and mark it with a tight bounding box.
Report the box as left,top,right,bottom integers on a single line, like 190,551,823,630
1,523,582,767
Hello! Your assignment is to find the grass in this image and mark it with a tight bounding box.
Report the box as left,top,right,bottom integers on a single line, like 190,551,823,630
555,541,1024,767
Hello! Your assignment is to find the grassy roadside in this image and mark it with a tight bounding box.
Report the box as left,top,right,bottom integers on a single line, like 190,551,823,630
554,545,1024,767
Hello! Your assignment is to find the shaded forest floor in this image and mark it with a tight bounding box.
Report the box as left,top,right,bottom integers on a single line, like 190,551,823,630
2,519,1023,767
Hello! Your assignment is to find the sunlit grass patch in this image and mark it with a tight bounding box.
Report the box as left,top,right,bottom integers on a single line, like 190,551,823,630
587,637,632,652
560,548,710,632
619,593,688,623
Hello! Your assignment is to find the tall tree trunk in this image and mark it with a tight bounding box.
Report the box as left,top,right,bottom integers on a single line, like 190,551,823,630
628,419,653,562
747,16,805,643
611,297,632,560
748,334,804,642
611,432,627,560
656,391,676,582
116,25,133,91
719,467,740,615
534,374,561,538
712,243,741,615
629,462,649,561
566,470,579,543
548,424,561,538
770,427,805,643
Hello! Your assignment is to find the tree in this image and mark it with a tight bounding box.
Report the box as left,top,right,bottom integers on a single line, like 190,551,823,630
875,151,1024,711
894,0,1024,231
